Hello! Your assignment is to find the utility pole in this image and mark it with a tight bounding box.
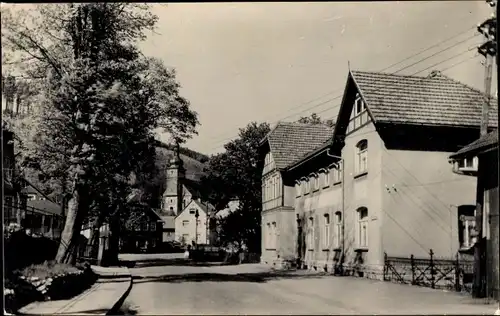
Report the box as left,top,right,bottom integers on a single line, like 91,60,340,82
476,0,498,299
494,0,500,302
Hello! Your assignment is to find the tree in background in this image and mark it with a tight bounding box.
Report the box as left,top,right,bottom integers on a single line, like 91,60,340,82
201,122,270,253
297,112,335,127
1,3,199,264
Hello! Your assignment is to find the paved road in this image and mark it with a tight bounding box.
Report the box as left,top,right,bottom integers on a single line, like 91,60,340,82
119,253,498,315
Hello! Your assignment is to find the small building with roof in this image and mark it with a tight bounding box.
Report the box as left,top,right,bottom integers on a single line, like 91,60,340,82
449,130,499,300
258,121,333,266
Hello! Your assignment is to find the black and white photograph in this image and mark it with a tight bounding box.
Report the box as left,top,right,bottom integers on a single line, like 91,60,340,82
1,1,500,315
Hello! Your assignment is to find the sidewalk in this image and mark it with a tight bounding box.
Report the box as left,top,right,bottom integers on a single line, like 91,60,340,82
18,266,132,316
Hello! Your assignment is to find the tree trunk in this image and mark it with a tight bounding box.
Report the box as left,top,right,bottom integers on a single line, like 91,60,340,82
106,214,121,266
88,211,103,260
55,177,88,264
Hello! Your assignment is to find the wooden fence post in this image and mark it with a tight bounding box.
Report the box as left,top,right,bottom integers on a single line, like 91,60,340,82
411,254,416,285
430,249,435,289
455,252,461,292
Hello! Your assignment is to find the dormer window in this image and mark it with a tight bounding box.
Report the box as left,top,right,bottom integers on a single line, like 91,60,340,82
458,157,478,170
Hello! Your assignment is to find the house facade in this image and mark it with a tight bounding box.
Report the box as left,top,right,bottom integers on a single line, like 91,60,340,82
174,199,214,245
120,208,163,253
449,130,499,301
264,70,497,279
259,122,333,266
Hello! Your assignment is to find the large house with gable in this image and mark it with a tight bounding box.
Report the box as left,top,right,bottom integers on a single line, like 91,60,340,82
261,69,497,279
259,122,333,265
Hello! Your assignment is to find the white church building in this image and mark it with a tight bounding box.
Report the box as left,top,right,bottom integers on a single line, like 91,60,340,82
159,155,216,245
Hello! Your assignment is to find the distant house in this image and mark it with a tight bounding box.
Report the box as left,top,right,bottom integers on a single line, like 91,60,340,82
3,120,65,239
262,70,497,279
449,130,499,300
120,208,163,253
162,215,175,242
258,121,333,266
174,199,215,245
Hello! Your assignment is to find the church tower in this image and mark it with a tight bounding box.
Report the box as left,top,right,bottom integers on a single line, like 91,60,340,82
162,152,185,216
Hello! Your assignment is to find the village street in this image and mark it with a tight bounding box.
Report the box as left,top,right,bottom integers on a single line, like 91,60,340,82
118,254,498,315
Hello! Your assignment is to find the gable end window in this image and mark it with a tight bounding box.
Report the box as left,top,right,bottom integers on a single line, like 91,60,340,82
354,93,366,116
355,139,368,175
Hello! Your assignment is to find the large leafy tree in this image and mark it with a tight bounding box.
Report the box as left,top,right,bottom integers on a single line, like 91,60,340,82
2,3,199,264
201,122,270,253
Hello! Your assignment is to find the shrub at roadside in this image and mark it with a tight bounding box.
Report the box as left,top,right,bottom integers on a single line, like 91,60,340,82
4,261,97,313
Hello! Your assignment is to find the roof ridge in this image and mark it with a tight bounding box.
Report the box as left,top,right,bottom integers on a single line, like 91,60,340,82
351,69,429,80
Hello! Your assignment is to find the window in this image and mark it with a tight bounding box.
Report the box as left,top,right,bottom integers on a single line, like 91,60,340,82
354,93,366,116
458,205,476,248
266,223,272,249
27,194,36,201
333,165,342,183
308,217,314,250
295,182,301,197
313,175,319,191
305,180,310,194
272,221,277,249
357,207,369,248
323,214,330,249
355,140,368,175
189,208,196,214
334,212,342,249
182,220,189,227
324,171,330,187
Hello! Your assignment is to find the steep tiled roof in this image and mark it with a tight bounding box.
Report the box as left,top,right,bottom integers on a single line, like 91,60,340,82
264,122,333,170
450,130,498,158
351,71,498,128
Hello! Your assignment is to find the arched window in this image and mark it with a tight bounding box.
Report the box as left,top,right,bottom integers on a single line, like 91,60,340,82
323,214,330,249
334,211,343,248
356,207,369,248
308,217,315,250
355,139,368,174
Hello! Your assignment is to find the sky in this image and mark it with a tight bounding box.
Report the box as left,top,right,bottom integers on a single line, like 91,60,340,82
140,1,497,155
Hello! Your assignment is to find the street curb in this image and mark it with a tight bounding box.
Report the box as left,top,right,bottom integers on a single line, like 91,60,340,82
106,274,133,315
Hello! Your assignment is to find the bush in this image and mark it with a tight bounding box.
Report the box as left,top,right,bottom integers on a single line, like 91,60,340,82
4,261,97,314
